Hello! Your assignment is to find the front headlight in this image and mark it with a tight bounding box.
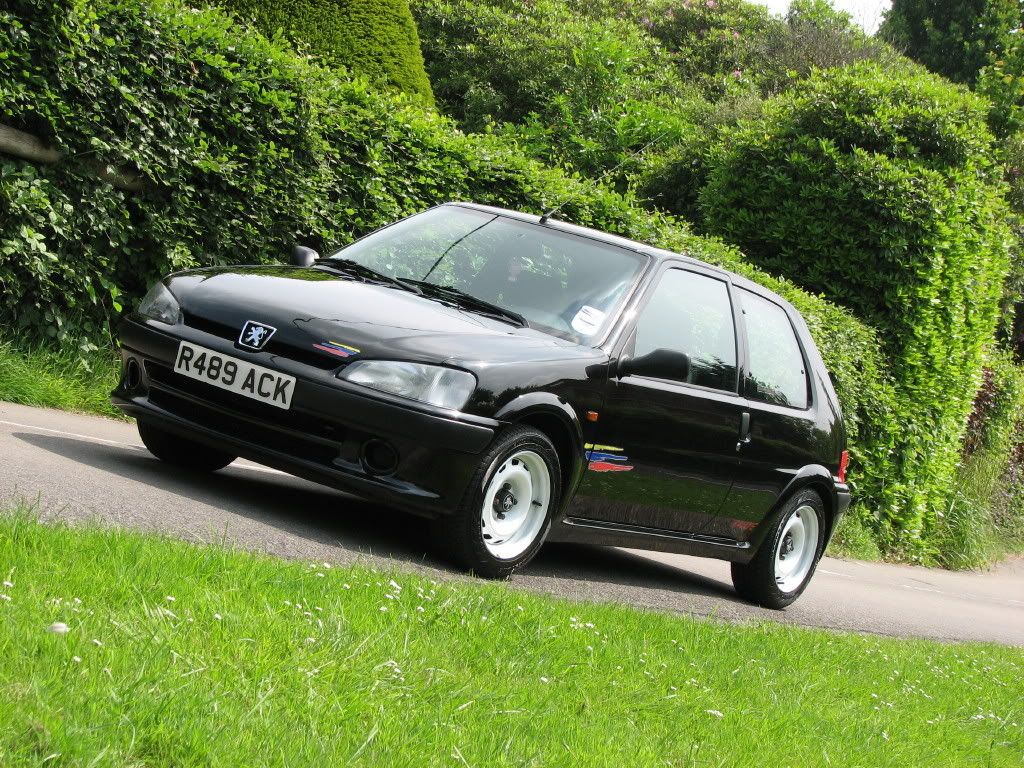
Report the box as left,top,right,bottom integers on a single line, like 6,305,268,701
339,361,476,410
137,282,181,325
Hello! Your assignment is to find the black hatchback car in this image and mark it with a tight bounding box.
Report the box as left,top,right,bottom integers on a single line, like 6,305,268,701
113,203,851,608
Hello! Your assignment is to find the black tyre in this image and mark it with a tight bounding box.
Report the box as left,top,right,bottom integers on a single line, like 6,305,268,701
435,425,561,579
137,419,237,473
731,489,826,609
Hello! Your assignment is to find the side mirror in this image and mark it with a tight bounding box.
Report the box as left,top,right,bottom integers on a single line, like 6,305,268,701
291,245,320,267
619,348,690,383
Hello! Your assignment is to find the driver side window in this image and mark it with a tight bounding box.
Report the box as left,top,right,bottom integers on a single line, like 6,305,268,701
633,268,738,392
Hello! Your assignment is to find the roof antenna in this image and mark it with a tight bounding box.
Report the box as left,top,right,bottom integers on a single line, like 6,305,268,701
538,131,670,225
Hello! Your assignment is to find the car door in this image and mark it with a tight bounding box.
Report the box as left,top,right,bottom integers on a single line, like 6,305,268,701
700,286,828,541
570,263,750,534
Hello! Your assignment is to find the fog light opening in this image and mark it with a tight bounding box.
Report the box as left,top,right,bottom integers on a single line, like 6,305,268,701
124,358,142,391
361,438,399,475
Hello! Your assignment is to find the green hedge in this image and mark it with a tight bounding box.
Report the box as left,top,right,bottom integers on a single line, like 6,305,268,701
935,348,1024,568
213,0,434,102
411,0,708,181
700,63,1013,557
2,0,891,546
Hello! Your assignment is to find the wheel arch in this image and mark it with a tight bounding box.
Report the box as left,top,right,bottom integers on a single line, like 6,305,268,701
748,465,837,554
494,393,585,500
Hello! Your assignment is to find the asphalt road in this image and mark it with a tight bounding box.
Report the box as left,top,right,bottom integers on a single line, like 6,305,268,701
2,401,1023,646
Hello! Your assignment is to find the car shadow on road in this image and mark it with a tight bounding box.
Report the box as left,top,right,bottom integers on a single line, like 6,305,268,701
13,430,737,603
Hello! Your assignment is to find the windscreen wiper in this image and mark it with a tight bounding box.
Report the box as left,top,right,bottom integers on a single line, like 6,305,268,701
405,280,528,327
317,259,422,294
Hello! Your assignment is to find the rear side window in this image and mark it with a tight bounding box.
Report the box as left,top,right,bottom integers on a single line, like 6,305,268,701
634,268,737,392
739,288,809,409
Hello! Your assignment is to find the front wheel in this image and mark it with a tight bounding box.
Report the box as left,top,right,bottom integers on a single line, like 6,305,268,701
436,426,561,579
137,419,237,473
731,490,825,609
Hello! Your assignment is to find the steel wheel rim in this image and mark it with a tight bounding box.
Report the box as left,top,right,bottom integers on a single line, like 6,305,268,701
480,449,551,560
774,504,819,593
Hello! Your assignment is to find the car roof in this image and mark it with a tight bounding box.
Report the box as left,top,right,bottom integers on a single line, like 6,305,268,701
446,202,798,316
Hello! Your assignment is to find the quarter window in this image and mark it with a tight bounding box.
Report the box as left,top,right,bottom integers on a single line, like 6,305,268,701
633,269,737,392
739,288,809,408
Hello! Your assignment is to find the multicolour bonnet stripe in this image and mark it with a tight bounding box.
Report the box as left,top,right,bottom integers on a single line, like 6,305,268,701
313,340,361,358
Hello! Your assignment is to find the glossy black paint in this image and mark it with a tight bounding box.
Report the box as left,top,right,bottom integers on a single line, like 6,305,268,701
111,202,851,567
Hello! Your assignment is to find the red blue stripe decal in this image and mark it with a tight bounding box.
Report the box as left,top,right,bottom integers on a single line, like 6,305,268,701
584,443,633,473
313,340,361,358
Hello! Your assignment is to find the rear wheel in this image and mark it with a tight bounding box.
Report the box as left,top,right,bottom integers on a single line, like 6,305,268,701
731,489,825,609
137,420,236,473
436,426,560,579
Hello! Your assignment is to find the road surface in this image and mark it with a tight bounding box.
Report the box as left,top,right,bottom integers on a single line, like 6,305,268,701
2,401,1022,646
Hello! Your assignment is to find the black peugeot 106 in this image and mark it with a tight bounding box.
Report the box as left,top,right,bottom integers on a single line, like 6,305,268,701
112,202,851,608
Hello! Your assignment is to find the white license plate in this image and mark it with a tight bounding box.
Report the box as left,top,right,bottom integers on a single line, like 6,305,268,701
173,341,295,410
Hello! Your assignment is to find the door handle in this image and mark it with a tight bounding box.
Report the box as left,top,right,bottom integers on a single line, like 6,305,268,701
736,411,752,452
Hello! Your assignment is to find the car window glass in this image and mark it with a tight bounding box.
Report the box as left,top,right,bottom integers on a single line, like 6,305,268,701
331,207,646,344
633,269,737,391
740,288,809,408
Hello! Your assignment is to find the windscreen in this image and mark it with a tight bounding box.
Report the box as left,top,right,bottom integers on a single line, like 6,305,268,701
329,206,648,343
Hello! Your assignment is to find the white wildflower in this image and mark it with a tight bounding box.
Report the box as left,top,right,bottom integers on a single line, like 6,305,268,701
47,622,70,634
91,639,102,647
165,596,176,603
705,710,724,718
72,656,82,663
214,613,222,621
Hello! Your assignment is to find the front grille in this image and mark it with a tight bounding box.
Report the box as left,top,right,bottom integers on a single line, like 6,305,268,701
145,361,347,447
147,387,339,465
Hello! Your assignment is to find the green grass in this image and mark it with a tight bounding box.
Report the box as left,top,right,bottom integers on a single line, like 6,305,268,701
0,508,1021,767
829,504,883,562
932,448,1024,570
0,340,122,419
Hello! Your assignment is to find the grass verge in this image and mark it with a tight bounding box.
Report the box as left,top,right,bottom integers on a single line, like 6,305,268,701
0,508,1021,767
0,339,122,419
933,447,1024,569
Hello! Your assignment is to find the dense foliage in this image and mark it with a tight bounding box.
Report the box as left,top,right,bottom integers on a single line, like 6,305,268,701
979,35,1024,137
0,0,890,495
880,0,1021,85
935,348,1024,567
213,0,433,101
413,0,706,182
3,0,1021,562
700,63,1013,555
411,0,897,185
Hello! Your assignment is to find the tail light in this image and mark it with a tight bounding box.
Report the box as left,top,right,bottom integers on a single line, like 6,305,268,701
838,450,849,483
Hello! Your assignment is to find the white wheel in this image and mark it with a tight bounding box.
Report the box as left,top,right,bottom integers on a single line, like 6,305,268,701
773,503,819,593
732,490,825,609
480,449,551,560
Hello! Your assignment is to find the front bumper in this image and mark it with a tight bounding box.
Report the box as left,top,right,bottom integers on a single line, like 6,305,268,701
112,317,498,517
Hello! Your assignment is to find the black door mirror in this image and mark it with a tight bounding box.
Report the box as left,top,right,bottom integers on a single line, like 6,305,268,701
291,245,320,267
619,348,690,382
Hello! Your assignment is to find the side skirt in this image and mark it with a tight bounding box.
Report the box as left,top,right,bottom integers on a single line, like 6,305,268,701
549,516,755,564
